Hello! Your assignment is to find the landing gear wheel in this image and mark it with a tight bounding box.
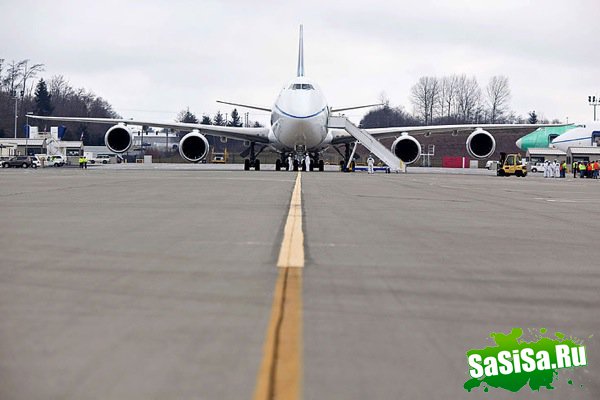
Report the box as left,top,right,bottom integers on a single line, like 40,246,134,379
318,159,324,172
244,159,250,171
275,159,281,171
254,159,260,171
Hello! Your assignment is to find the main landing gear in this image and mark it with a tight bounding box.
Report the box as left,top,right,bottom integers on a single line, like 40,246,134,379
243,142,264,171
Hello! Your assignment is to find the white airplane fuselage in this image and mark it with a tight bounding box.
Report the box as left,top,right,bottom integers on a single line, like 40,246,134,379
268,76,332,153
551,122,600,152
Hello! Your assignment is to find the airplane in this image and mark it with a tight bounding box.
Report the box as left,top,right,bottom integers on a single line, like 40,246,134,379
28,25,564,171
550,122,600,152
515,125,574,151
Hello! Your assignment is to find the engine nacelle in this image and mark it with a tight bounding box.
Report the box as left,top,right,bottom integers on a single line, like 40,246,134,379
105,124,134,153
391,133,421,164
466,128,496,159
179,131,209,162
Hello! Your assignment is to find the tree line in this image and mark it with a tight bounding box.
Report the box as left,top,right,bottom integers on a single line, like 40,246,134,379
0,59,120,143
360,75,558,128
176,107,263,128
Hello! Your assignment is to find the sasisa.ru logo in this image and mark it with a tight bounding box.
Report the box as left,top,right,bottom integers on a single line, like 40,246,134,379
464,328,589,393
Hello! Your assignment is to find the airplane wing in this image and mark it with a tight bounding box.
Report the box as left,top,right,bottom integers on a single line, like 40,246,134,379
330,123,570,145
26,115,271,144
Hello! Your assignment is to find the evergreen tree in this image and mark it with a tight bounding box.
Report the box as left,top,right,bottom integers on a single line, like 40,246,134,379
34,78,53,116
201,115,212,125
213,110,225,126
528,110,538,124
176,107,198,123
228,108,243,127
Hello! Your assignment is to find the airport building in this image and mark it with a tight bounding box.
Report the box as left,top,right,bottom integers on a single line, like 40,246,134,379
566,147,600,163
525,147,567,164
0,126,82,162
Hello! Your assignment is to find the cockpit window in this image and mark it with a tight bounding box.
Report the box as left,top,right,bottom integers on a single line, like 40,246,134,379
289,83,314,90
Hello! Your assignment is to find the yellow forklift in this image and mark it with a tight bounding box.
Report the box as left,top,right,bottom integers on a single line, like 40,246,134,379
497,152,527,177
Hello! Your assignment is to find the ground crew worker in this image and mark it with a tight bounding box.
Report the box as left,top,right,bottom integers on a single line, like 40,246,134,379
573,161,578,178
587,161,593,178
543,161,549,178
287,155,293,171
367,154,375,174
594,160,599,179
579,162,586,178
560,161,567,178
553,160,559,178
79,156,84,169
82,155,88,169
304,154,311,171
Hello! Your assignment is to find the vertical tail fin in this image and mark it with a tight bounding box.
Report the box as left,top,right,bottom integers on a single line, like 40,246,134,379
297,25,304,77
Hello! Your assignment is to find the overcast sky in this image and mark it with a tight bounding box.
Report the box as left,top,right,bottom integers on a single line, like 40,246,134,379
1,0,598,125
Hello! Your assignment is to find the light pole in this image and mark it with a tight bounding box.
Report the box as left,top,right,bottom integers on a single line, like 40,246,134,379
589,95,599,121
11,90,18,138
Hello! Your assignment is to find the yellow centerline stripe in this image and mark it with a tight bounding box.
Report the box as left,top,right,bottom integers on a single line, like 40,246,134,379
254,172,304,400
277,172,304,268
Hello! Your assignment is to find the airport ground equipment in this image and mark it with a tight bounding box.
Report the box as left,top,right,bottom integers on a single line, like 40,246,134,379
328,116,403,172
497,152,527,177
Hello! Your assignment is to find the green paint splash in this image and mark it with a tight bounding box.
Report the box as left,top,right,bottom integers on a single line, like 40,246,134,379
464,328,584,392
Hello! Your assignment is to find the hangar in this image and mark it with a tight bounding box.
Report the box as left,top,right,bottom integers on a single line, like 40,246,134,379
525,147,566,164
566,147,600,164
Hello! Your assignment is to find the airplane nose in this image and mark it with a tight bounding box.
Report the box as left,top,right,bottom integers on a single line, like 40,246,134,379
515,138,523,149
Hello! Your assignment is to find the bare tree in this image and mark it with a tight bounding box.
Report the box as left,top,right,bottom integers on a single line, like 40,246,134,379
438,75,458,120
455,75,481,123
20,60,45,98
4,60,27,95
410,76,440,124
486,75,511,123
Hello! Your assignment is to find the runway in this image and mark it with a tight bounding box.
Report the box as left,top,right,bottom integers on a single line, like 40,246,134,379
0,167,598,399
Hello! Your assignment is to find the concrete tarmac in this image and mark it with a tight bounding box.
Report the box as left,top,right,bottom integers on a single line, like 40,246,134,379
0,167,598,399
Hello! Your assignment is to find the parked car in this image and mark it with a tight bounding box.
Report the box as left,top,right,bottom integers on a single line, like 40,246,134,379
528,162,546,173
2,156,37,168
46,155,66,167
89,154,112,164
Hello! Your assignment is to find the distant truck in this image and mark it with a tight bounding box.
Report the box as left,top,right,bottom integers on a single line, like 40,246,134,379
33,154,66,167
46,155,66,167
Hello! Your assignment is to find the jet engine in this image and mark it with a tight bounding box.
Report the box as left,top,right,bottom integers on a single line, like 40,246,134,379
391,133,421,164
466,128,496,159
105,124,134,153
179,130,209,162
